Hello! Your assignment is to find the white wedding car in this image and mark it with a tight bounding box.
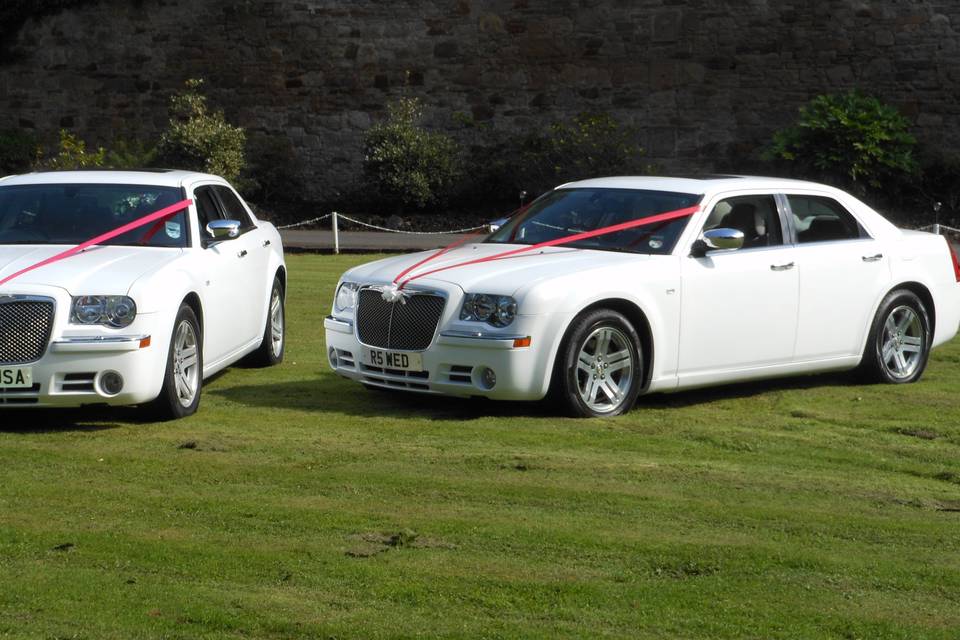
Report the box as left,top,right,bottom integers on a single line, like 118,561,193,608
325,176,960,417
0,170,286,418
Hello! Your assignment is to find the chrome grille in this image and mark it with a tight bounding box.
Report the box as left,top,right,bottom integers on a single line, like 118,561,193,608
0,296,55,364
356,288,445,351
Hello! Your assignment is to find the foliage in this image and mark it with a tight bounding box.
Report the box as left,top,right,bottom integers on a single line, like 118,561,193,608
362,97,462,211
104,138,158,170
1,252,959,638
157,78,246,182
33,129,105,170
919,152,960,217
0,128,38,175
767,91,919,192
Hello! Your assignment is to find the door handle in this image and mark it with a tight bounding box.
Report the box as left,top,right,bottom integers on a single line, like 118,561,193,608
237,249,248,258
862,253,883,262
263,240,271,248
770,262,795,271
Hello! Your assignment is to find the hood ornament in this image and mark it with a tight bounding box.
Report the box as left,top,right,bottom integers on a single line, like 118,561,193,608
379,283,409,304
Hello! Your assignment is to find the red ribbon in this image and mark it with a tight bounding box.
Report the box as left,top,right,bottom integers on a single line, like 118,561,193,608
0,199,193,287
395,204,700,289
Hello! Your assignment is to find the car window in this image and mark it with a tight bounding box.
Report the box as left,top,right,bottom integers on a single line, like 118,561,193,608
212,185,255,230
703,194,783,249
0,183,188,248
788,195,866,243
194,186,224,243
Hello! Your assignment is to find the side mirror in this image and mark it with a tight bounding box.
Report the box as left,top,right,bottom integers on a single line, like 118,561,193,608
691,228,744,257
487,217,509,233
206,219,242,240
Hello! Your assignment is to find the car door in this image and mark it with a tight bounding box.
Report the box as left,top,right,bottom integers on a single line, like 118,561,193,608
785,193,890,360
191,184,259,366
210,184,272,334
677,193,799,383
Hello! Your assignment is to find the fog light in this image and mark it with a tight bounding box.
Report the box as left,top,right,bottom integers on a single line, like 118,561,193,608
478,367,497,390
99,371,124,396
328,347,339,369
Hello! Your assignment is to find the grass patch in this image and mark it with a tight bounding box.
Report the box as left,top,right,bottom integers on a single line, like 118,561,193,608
1,253,959,638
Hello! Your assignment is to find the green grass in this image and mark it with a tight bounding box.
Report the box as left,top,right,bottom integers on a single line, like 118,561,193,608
1,253,959,639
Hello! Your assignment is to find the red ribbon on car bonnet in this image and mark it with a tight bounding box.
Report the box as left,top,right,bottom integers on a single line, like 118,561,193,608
391,204,700,290
0,199,193,287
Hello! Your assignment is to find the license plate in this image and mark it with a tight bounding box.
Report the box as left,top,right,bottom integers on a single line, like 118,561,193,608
361,348,423,372
0,367,32,388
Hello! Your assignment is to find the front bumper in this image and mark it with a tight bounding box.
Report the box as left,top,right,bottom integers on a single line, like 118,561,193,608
324,315,552,400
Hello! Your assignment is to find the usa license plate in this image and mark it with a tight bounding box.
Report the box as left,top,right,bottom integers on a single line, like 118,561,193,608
361,348,423,372
0,367,32,388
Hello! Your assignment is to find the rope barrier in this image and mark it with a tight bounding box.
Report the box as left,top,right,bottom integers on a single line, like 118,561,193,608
276,212,488,235
276,214,332,230
917,223,960,234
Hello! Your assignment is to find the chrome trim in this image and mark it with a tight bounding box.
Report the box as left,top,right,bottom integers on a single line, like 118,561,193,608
0,294,56,365
53,335,148,345
440,330,527,341
355,285,448,353
324,315,354,333
50,335,150,353
0,294,55,304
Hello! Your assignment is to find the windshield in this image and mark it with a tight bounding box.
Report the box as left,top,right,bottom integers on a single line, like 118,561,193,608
0,183,188,248
487,188,702,254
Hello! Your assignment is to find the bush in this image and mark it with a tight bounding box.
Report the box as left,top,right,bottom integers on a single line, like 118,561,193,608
157,78,246,182
34,129,105,170
242,133,303,205
104,138,158,170
0,128,38,175
362,97,462,212
767,91,919,192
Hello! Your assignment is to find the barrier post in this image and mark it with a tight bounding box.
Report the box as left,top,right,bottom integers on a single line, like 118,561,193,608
332,211,340,254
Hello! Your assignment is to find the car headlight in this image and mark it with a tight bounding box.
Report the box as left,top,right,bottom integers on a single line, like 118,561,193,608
334,282,359,313
461,294,517,328
71,296,137,328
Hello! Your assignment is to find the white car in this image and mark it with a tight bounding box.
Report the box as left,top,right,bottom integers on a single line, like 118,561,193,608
325,176,960,417
0,169,286,418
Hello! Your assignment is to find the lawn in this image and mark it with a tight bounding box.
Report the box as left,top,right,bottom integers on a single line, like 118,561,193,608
1,253,959,639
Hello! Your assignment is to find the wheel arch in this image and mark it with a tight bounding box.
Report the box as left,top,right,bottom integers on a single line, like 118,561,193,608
181,291,204,336
573,298,655,392
886,281,936,337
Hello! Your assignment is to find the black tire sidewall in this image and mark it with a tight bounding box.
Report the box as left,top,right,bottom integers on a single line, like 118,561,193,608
556,309,643,418
866,290,931,384
154,304,203,419
260,276,285,366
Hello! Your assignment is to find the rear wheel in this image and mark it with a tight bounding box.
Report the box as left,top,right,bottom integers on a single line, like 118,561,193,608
150,304,203,420
859,289,931,384
552,309,643,417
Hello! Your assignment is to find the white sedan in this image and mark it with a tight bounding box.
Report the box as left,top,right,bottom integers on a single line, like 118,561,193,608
0,169,286,419
325,176,960,417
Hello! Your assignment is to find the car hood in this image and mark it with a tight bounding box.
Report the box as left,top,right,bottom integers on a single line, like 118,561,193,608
0,244,183,295
345,243,648,294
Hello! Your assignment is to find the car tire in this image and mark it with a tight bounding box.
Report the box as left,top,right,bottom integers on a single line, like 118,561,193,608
248,275,286,367
151,304,203,420
552,309,643,418
858,289,932,384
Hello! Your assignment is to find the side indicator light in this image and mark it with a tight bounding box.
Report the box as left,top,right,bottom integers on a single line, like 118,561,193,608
139,336,152,349
513,337,532,348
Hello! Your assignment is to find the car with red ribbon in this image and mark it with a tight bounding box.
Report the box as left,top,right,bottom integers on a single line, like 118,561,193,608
0,169,286,418
325,175,960,417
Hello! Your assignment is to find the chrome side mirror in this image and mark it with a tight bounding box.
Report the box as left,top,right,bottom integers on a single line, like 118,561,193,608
702,228,744,250
487,217,509,233
206,219,242,240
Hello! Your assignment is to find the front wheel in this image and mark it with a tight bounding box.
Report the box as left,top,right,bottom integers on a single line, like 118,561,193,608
150,304,203,420
859,289,931,384
552,309,643,417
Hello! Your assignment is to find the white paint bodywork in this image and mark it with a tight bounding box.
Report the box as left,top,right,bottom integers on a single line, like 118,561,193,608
325,176,960,402
0,170,286,407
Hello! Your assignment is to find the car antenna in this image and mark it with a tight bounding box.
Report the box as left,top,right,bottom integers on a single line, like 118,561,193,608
933,201,942,235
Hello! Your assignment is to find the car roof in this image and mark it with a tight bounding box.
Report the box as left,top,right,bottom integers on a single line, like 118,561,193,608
0,169,223,188
558,175,842,196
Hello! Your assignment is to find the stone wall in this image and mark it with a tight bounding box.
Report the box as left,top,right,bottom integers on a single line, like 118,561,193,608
0,0,957,199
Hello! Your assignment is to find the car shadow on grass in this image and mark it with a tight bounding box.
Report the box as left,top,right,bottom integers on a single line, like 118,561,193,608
212,370,862,420
0,407,132,433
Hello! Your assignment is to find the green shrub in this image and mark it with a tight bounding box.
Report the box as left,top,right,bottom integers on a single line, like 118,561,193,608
157,78,246,182
104,138,158,170
0,128,38,175
919,153,960,217
34,129,105,170
242,133,303,204
767,91,919,192
362,97,462,212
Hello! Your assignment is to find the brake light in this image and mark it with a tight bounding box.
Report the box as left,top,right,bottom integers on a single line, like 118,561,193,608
947,238,960,282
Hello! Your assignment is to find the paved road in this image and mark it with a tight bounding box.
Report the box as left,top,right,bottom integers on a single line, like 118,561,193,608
281,229,467,252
